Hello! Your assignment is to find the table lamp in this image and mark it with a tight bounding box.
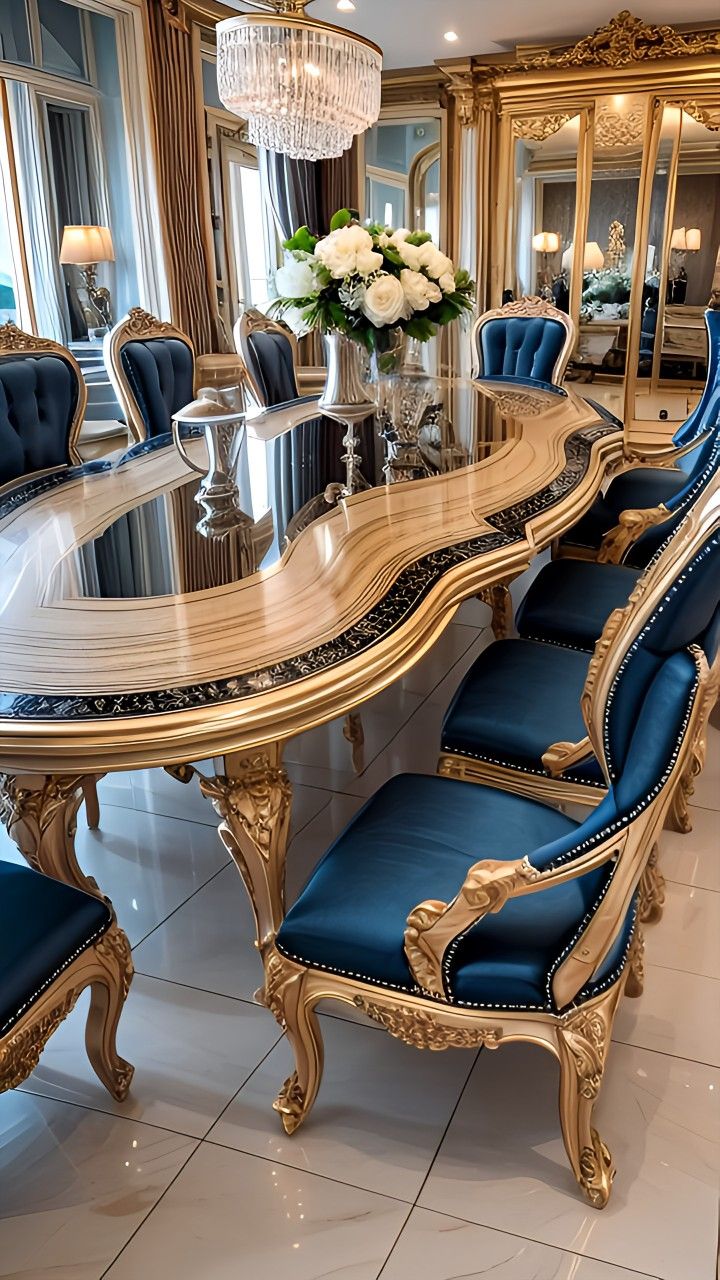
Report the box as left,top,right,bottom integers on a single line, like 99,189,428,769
59,225,115,333
532,230,560,295
583,241,605,272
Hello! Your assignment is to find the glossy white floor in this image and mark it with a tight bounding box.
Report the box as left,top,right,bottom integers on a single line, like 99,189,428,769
0,595,718,1280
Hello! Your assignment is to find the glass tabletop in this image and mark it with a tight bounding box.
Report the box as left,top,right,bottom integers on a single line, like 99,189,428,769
49,374,571,603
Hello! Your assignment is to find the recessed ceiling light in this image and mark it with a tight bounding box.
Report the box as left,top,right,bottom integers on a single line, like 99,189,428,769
444,30,459,42
337,0,356,10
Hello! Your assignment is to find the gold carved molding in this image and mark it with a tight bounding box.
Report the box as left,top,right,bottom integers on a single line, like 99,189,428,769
594,95,645,148
512,114,572,141
521,10,720,70
353,997,503,1050
681,101,720,133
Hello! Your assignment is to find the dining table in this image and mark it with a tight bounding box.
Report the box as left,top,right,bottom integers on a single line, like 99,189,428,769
0,373,624,955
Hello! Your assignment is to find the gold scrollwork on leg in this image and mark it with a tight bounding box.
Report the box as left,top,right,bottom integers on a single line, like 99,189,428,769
343,712,365,774
556,990,617,1208
200,747,292,951
477,583,513,640
0,772,102,898
637,844,665,925
353,996,503,1051
262,949,325,1136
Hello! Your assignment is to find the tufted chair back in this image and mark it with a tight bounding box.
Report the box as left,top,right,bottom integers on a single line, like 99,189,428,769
104,309,195,443
0,325,84,487
673,308,720,447
234,311,299,408
473,297,575,389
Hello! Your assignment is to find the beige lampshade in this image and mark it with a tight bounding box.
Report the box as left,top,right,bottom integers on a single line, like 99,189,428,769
685,227,702,252
532,231,560,254
59,225,115,266
583,241,605,271
670,227,687,251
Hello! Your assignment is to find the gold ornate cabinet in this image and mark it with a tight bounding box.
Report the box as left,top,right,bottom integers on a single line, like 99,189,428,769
434,12,720,447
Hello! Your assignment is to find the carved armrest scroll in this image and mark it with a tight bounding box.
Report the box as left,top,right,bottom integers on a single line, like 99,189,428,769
597,504,669,565
541,735,594,777
403,838,624,997
622,430,709,470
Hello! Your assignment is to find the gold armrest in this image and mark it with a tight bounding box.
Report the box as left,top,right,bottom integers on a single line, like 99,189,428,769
403,836,624,996
542,736,593,777
597,504,669,565
623,430,709,470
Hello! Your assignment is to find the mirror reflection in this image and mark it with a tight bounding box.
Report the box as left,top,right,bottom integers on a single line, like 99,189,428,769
364,117,441,242
513,115,581,313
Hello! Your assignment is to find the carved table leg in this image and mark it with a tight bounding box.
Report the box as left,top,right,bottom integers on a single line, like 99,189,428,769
343,712,365,774
556,987,618,1209
637,844,665,925
477,583,513,640
199,746,292,957
0,772,103,898
81,777,101,831
624,925,645,998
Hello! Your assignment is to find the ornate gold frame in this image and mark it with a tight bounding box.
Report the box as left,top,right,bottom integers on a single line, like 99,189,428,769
104,307,196,443
0,322,85,466
472,295,576,386
233,308,300,408
0,917,134,1100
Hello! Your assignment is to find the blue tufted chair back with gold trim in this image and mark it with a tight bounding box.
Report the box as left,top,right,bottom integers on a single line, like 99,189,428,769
673,308,720,447
104,310,195,443
473,297,575,392
0,326,84,487
243,328,299,406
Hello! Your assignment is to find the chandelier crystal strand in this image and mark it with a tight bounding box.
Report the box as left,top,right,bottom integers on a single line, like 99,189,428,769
217,15,382,161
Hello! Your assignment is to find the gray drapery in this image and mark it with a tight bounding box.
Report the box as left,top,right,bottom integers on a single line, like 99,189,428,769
258,143,376,529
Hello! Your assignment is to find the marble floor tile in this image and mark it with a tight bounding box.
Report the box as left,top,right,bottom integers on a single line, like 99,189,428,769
643,881,720,980
419,1041,719,1280
104,1143,410,1280
284,696,423,793
382,1208,660,1280
97,761,218,826
613,963,720,1067
689,724,720,811
658,804,720,893
21,974,281,1138
73,803,230,946
208,1014,478,1201
0,1091,196,1280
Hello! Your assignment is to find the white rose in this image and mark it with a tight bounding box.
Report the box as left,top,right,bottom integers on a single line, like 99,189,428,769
438,271,456,294
400,269,441,311
376,232,390,247
389,228,411,244
355,247,384,276
343,224,374,253
362,273,407,327
275,253,319,298
281,304,312,338
396,240,423,270
314,229,357,279
418,242,454,280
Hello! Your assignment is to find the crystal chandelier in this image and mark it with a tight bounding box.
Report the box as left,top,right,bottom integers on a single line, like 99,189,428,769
216,1,382,162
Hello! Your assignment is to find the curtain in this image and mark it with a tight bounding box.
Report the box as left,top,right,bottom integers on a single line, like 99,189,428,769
259,140,373,527
6,81,67,342
144,0,217,354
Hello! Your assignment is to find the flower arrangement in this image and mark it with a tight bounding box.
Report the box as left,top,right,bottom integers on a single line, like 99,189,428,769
272,208,475,351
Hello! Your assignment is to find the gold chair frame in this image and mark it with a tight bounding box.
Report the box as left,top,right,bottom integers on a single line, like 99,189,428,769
472,296,576,387
233,308,300,409
104,307,196,444
231,487,719,1208
0,322,85,467
0,916,134,1100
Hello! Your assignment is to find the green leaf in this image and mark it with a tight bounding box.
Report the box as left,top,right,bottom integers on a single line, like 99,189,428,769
329,208,352,231
405,316,436,342
381,246,404,269
282,225,318,254
406,230,432,246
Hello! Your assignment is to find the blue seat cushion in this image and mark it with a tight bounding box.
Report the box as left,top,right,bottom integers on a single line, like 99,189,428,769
121,338,194,438
561,467,686,554
0,354,78,485
277,774,630,1010
516,560,641,651
441,639,603,787
0,860,112,1036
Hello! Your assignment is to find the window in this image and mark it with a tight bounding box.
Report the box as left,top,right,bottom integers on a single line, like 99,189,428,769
0,191,18,323
0,8,33,66
38,0,87,79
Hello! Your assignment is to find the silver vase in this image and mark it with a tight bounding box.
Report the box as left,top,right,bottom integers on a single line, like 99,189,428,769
318,331,375,499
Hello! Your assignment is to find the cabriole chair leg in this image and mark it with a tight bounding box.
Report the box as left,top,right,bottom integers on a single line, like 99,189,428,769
556,987,618,1208
269,962,325,1136
85,922,134,1101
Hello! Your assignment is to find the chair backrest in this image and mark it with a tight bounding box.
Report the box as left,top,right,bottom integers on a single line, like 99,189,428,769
104,308,195,443
472,296,575,389
0,323,85,487
234,310,299,408
672,307,720,447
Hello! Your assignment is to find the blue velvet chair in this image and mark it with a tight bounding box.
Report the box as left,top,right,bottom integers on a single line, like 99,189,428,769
254,493,720,1209
104,307,195,443
0,858,133,1099
437,474,720,849
0,322,85,489
560,307,720,561
473,295,575,392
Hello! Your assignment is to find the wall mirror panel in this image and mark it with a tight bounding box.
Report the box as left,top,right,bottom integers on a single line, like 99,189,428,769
512,114,583,313
363,112,444,244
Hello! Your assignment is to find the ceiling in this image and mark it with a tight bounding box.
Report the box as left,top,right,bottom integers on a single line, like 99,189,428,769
236,1,720,70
